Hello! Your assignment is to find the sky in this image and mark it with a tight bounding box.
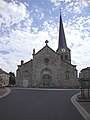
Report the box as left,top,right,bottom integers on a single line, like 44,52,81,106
0,0,90,75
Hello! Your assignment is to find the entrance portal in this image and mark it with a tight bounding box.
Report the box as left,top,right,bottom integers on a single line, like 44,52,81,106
43,74,50,87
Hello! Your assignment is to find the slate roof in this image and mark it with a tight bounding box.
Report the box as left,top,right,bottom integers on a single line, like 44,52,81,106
0,69,9,75
81,67,90,72
58,14,67,49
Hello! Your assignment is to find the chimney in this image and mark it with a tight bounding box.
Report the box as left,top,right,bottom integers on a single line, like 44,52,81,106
21,60,24,65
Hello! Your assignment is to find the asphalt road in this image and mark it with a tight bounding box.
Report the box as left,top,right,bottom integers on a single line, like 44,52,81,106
0,88,84,120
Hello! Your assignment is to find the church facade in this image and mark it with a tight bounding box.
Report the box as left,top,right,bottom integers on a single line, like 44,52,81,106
16,14,78,88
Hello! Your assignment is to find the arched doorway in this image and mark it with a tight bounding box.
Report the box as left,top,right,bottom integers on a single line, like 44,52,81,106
41,68,51,87
43,74,50,87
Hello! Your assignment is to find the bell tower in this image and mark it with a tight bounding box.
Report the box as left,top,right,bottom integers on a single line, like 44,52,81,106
56,11,71,63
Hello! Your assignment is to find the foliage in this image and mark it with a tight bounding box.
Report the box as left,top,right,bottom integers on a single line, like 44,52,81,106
9,72,15,85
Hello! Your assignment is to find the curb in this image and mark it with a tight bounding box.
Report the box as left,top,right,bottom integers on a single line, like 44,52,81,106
0,88,11,99
71,92,90,120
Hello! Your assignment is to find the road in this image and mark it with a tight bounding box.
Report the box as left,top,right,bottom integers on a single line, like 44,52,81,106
0,88,84,120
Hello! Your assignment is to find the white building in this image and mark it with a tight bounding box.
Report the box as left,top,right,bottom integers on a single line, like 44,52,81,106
0,69,9,87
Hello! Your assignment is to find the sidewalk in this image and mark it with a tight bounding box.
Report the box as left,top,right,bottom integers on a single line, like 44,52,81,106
0,87,11,98
0,87,7,96
77,91,90,115
71,92,90,120
79,102,90,114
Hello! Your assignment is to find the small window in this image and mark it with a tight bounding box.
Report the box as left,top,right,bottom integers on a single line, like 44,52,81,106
65,55,68,60
23,70,29,78
66,71,69,79
61,55,63,59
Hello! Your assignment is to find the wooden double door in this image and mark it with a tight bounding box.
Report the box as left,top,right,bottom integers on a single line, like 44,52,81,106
43,74,50,87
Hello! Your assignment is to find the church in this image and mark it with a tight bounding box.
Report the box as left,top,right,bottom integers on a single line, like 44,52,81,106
16,13,78,88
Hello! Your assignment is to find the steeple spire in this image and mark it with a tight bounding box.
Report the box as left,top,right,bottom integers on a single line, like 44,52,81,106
57,10,67,50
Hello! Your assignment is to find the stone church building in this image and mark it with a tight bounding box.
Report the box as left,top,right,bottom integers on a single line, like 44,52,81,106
16,14,78,88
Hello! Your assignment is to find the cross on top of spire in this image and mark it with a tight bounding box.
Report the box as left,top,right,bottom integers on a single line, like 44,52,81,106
45,40,49,45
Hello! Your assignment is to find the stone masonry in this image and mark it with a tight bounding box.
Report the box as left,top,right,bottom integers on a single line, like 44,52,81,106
16,13,78,88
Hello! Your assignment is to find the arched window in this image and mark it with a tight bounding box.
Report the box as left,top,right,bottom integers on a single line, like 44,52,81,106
66,70,69,79
65,55,68,60
61,55,63,59
23,70,29,79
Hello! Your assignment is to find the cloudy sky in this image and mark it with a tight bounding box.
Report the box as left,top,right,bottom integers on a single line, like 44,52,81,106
0,0,90,74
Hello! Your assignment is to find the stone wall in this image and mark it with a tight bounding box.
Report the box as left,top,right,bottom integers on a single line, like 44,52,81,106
16,45,78,88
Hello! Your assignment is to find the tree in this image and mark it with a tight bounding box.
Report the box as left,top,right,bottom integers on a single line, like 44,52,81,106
9,72,15,85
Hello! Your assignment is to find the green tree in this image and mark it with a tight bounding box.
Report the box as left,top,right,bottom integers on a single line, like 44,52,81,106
9,72,15,85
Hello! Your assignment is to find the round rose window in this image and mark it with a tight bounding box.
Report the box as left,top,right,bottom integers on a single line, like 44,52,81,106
44,58,49,63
